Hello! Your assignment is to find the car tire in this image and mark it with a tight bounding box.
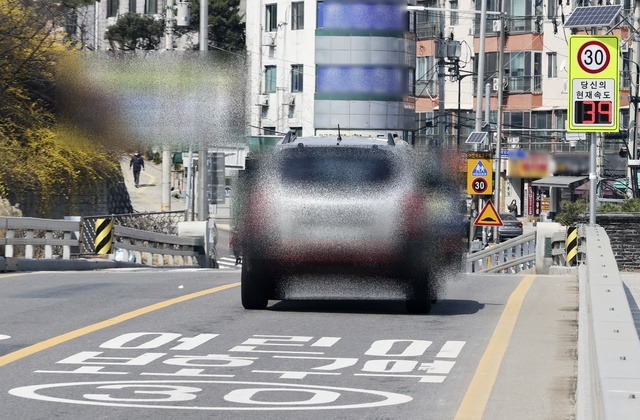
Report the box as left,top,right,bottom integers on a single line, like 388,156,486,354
241,257,268,310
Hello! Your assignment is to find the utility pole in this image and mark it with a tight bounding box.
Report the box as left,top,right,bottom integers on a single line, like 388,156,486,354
165,0,175,50
493,5,506,243
437,0,446,146
161,1,176,212
161,149,171,211
632,0,640,198
469,0,489,248
475,0,488,134
198,0,209,221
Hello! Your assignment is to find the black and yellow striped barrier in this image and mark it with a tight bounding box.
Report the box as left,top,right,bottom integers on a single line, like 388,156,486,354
95,218,113,255
566,225,578,266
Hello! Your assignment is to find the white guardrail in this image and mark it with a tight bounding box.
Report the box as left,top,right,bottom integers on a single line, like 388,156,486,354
0,216,207,270
466,231,536,273
577,224,640,419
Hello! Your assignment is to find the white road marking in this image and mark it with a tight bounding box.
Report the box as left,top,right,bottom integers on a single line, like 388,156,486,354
9,380,413,410
217,257,241,269
0,334,11,341
436,341,466,358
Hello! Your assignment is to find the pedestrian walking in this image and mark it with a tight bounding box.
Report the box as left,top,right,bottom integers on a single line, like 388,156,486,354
508,199,518,217
229,228,242,265
129,151,145,188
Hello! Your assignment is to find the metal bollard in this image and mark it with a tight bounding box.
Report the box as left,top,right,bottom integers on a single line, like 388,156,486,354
566,225,578,266
95,218,113,255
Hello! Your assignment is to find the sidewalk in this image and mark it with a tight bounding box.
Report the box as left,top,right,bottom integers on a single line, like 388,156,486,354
120,157,185,213
119,158,230,231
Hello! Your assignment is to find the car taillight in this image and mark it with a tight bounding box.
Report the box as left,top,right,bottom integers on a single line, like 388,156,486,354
517,222,523,228
402,190,427,237
245,187,271,236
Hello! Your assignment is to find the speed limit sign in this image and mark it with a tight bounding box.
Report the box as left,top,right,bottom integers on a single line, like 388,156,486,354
568,35,619,132
577,40,610,74
471,178,488,194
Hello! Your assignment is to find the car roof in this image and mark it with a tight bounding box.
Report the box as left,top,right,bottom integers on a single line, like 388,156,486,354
499,213,518,220
277,131,405,150
284,136,389,146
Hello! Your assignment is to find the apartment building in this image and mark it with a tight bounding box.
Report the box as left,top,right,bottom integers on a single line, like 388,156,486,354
67,1,247,51
414,0,635,214
245,1,417,138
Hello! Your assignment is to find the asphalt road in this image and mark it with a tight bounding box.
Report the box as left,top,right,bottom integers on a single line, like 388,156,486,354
0,269,577,419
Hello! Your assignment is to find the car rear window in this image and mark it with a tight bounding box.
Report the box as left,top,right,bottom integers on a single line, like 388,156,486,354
278,148,396,186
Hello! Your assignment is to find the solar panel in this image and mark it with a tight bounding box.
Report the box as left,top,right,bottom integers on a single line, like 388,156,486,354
564,5,622,28
465,132,488,144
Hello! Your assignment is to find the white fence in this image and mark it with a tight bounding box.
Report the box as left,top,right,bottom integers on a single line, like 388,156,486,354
0,216,206,269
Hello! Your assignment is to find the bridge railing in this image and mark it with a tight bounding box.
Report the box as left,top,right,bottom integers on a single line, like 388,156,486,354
577,224,640,419
0,216,206,269
466,231,536,273
0,217,78,259
113,225,204,267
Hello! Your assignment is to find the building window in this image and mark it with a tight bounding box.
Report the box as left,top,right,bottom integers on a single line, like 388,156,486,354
477,51,543,93
266,4,278,32
290,127,302,137
292,2,304,30
547,0,556,18
145,0,157,14
107,0,119,18
265,66,276,93
263,126,276,136
129,0,136,13
317,1,324,28
622,51,631,89
291,65,303,92
415,1,438,38
450,1,458,25
547,52,557,78
416,56,436,96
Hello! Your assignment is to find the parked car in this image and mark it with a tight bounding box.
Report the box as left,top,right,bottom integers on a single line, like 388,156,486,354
498,213,523,241
236,132,465,313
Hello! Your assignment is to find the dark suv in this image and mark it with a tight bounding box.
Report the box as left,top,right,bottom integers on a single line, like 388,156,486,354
236,133,464,313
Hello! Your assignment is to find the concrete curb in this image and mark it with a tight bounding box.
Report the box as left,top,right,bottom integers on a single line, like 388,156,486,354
1,257,142,272
577,225,640,419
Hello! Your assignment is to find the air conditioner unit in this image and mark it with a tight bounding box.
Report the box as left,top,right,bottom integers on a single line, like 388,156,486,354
492,77,507,92
262,32,276,47
257,94,269,107
445,26,454,39
284,94,295,106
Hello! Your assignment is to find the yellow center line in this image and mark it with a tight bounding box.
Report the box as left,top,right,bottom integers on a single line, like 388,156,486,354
0,272,43,279
454,274,536,420
0,282,240,367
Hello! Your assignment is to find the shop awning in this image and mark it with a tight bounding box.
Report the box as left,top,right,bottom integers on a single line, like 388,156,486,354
531,176,588,189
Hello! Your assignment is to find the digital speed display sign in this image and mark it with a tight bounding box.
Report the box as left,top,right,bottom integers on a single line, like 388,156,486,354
568,36,619,132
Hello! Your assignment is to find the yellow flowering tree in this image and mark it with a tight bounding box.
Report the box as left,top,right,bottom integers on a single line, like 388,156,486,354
0,0,122,216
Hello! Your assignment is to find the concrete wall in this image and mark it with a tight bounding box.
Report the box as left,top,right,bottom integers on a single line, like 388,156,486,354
10,176,133,219
576,213,640,270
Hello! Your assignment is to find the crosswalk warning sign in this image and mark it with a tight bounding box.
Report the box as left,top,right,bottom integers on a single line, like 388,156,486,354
471,161,489,177
474,200,503,227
